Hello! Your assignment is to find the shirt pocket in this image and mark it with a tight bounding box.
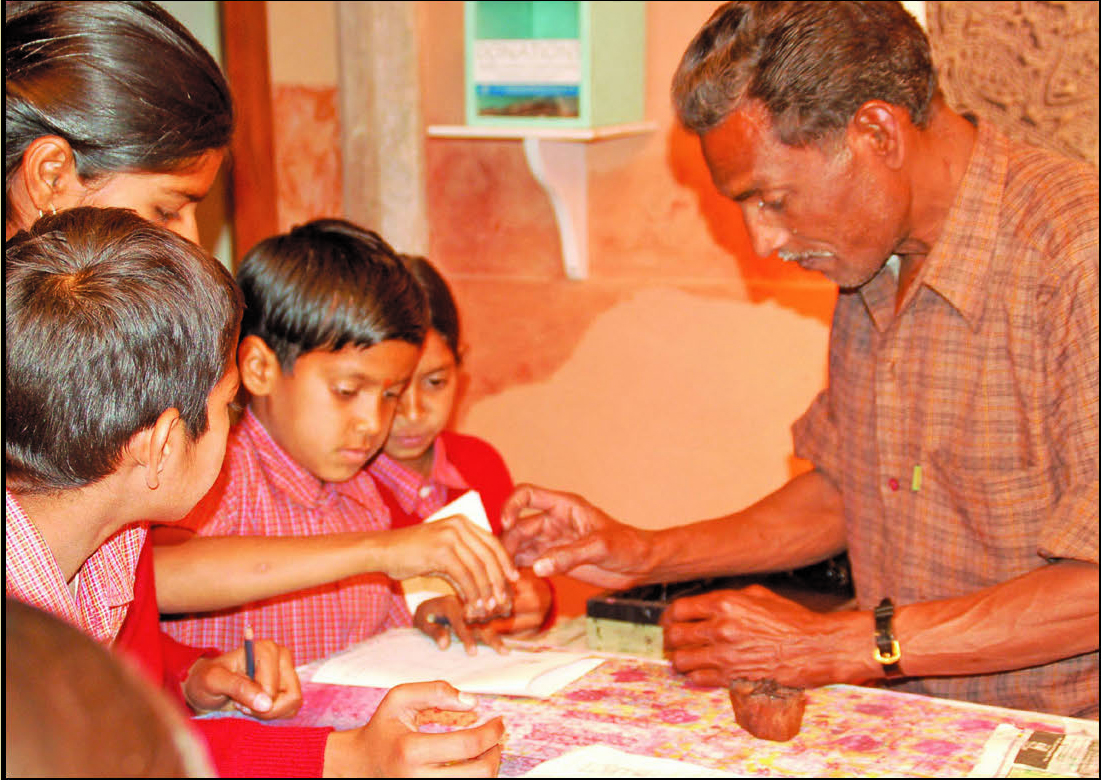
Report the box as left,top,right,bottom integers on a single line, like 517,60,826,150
928,451,1054,572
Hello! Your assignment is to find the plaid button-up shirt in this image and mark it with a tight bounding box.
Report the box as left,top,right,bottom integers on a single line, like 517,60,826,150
6,489,146,645
161,409,411,665
793,121,1098,717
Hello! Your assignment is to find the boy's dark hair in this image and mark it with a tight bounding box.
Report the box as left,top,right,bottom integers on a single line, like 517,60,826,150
4,207,244,493
236,218,428,371
400,254,462,363
4,0,234,222
672,1,936,146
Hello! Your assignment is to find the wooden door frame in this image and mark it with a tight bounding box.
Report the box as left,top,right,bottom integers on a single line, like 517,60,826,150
220,0,279,266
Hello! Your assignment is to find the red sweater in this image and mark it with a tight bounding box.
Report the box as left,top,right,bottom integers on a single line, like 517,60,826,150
379,431,513,534
117,540,332,777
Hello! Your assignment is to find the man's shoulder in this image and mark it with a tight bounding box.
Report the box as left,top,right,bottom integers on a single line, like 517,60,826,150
1000,133,1098,244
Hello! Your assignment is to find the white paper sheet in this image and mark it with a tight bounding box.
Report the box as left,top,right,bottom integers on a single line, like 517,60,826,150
521,744,738,777
311,627,604,699
401,490,493,613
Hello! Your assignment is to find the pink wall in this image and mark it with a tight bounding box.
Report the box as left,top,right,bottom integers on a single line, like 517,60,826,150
269,2,837,615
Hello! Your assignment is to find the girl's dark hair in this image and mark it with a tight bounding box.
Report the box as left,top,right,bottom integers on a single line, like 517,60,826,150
400,254,462,363
4,1,234,220
5,207,244,493
673,1,937,146
236,219,428,371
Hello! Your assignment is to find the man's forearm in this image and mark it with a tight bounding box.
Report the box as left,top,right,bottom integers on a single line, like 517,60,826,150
891,559,1099,679
640,469,848,585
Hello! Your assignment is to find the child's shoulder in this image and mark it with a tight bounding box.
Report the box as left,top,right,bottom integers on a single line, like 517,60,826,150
439,431,512,491
439,430,505,465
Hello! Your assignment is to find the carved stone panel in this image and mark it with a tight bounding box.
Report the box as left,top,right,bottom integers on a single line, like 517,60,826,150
926,1,1098,167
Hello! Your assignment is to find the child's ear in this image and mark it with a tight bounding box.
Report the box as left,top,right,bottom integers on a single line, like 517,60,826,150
238,335,281,397
19,136,84,215
125,408,182,490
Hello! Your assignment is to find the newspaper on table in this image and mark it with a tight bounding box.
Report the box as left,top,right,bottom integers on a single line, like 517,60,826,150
969,722,1099,778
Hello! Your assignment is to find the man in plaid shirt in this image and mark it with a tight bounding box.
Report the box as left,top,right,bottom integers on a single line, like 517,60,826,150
500,1,1097,718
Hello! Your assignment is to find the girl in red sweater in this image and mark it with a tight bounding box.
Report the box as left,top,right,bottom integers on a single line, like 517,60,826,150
369,255,555,653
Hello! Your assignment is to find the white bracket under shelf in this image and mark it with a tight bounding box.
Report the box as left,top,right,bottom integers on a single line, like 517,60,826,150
427,121,658,280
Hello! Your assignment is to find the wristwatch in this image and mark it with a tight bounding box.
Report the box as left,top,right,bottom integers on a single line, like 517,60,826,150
873,598,904,678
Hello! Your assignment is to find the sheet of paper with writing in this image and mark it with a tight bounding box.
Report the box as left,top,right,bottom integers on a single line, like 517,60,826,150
310,627,604,698
401,490,492,613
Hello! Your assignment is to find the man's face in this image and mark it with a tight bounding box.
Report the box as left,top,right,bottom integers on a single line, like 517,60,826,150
699,102,905,290
253,341,422,483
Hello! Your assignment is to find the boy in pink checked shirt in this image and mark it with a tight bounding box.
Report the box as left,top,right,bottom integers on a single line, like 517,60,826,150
159,219,518,665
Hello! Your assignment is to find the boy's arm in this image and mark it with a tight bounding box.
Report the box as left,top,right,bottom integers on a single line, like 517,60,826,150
153,524,519,620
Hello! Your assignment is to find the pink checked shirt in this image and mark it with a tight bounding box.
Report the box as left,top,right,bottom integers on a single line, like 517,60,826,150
368,434,473,524
6,489,146,645
160,409,411,665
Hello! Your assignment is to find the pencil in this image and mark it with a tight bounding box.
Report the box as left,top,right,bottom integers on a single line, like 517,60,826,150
244,624,256,680
426,613,451,629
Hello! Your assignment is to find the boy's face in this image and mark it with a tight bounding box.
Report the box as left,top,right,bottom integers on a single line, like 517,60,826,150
384,328,460,471
253,341,421,483
166,362,241,520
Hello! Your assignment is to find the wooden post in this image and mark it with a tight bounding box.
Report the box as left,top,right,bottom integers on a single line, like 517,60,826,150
220,0,279,265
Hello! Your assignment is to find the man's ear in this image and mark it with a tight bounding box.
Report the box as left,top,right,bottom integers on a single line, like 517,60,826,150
238,335,282,397
19,136,86,214
849,101,906,170
125,408,183,491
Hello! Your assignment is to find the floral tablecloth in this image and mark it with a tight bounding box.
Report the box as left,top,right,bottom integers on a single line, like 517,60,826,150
264,633,1087,777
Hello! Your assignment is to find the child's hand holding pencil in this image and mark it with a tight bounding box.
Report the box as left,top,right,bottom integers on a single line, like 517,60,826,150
181,629,304,720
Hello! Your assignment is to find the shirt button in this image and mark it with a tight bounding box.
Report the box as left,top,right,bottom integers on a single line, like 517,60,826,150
888,477,900,491
418,485,432,498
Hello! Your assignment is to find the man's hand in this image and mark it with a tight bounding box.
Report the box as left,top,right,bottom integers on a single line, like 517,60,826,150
183,639,302,719
378,515,520,621
323,681,504,777
662,585,870,689
500,484,653,590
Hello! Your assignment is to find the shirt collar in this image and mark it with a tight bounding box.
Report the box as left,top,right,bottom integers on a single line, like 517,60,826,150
6,489,142,644
370,434,471,513
860,120,1006,332
239,407,385,510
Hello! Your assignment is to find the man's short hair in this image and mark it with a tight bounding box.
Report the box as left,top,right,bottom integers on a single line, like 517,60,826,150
235,218,427,372
4,207,244,492
672,1,937,145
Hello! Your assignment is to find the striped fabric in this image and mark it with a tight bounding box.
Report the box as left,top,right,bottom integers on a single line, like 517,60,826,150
161,409,411,665
793,120,1098,717
368,435,471,521
6,490,146,645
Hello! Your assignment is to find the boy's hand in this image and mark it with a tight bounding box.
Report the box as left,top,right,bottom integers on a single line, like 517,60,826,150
492,570,553,637
323,681,504,777
182,639,302,720
380,516,519,621
414,596,508,655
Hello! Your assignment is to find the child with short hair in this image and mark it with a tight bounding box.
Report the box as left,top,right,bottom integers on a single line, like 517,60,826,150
160,219,517,664
370,254,555,653
4,207,503,777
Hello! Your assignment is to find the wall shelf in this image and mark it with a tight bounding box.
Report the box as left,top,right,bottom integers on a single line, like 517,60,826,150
427,121,657,279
